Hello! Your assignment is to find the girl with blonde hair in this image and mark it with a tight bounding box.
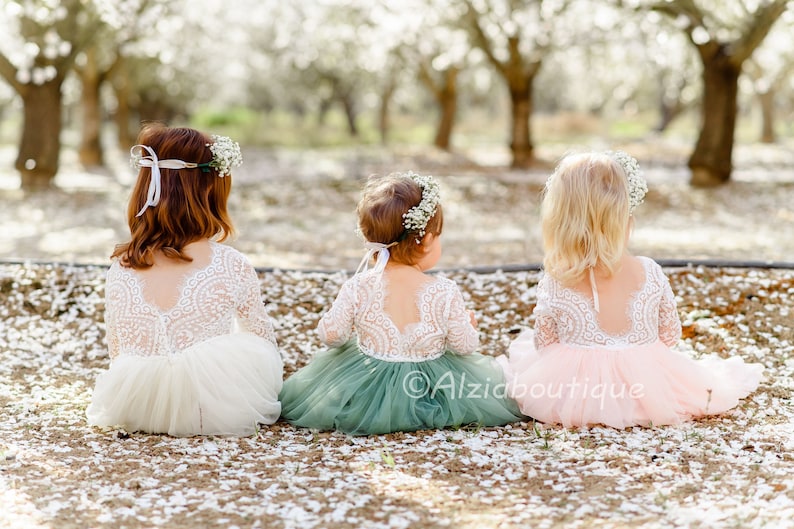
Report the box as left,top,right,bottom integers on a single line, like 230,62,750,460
498,151,763,428
86,123,283,436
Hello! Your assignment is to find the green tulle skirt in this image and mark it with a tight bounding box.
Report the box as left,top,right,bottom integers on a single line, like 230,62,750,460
279,341,525,435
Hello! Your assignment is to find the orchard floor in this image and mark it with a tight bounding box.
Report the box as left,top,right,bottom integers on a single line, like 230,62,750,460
1,142,793,528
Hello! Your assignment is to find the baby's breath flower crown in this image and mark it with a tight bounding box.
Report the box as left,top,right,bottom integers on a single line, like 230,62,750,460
608,150,647,212
202,134,243,177
401,172,441,243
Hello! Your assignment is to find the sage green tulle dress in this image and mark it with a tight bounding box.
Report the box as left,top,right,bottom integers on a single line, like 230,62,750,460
279,271,523,435
280,270,523,435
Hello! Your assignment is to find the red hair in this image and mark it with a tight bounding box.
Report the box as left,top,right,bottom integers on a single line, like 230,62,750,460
112,123,234,268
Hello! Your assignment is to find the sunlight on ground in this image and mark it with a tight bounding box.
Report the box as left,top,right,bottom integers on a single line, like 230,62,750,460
0,486,51,529
353,463,511,528
39,228,117,256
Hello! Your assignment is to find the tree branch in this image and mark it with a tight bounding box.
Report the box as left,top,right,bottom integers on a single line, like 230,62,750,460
650,0,720,60
0,53,22,93
417,60,442,101
731,0,790,66
461,0,506,75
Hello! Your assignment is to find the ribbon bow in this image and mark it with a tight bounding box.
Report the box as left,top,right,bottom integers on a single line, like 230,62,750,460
355,241,398,276
131,144,201,217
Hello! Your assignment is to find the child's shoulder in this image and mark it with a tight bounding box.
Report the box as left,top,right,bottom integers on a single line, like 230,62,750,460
211,242,255,269
106,259,125,281
430,273,456,285
348,270,459,295
428,273,462,292
634,255,667,276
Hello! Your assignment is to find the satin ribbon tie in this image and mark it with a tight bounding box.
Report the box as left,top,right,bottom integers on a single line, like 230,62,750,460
356,241,398,275
589,267,600,313
131,144,201,217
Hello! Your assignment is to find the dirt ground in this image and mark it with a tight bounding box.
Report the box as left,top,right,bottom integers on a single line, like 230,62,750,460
1,143,793,528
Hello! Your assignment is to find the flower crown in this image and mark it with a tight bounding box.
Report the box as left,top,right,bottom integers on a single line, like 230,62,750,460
205,134,243,177
608,150,647,212
401,172,441,243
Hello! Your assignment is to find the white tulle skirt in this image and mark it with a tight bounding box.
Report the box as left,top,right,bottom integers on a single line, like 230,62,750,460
86,333,283,437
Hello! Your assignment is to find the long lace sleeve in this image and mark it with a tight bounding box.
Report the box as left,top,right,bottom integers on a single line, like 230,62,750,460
317,278,356,346
104,267,121,360
533,276,560,350
236,259,278,346
658,272,682,347
444,283,479,355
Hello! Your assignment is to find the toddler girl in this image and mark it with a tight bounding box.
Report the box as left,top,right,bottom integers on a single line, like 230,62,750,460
86,123,283,436
279,172,523,435
498,151,763,428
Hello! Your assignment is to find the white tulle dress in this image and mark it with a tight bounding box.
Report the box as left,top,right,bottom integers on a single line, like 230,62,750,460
497,257,763,428
86,242,283,437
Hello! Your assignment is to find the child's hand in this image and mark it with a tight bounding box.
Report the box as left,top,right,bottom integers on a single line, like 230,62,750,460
468,310,478,328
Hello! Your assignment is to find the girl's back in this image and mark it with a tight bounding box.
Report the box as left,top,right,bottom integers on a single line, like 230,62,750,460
318,268,478,362
499,150,762,428
279,171,524,435
87,126,282,437
106,241,276,359
535,256,681,349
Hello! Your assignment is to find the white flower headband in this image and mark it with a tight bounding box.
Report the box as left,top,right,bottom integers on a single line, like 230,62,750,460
130,134,243,217
608,150,647,212
401,172,441,243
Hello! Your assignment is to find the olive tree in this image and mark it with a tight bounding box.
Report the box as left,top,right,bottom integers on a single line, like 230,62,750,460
0,0,98,188
645,0,791,185
461,0,570,168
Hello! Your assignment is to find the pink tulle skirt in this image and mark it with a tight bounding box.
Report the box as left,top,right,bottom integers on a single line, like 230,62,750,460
496,330,764,428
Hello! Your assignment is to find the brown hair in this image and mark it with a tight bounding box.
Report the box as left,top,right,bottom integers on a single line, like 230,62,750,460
112,123,234,269
357,173,443,265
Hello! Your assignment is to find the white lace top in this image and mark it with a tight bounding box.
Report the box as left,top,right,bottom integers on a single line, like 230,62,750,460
533,257,682,350
105,242,277,359
317,271,479,362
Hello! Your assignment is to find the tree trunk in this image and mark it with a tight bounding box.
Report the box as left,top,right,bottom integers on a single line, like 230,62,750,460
434,68,458,151
317,97,332,126
508,81,534,168
114,83,134,149
16,78,64,189
340,93,358,137
78,48,104,167
656,91,685,133
378,79,396,145
688,56,740,186
758,88,776,143
112,57,135,149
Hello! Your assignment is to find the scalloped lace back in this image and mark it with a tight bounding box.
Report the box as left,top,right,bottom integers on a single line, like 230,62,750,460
104,242,276,359
535,257,681,349
318,271,479,362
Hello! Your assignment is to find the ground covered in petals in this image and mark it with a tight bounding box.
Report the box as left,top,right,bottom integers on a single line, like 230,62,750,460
1,262,792,529
1,144,793,527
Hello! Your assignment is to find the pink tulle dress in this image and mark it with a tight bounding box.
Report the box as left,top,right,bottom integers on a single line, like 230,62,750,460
497,257,763,428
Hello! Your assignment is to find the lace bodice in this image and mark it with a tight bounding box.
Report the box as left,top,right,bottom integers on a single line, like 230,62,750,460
104,242,277,359
533,257,682,350
317,271,479,362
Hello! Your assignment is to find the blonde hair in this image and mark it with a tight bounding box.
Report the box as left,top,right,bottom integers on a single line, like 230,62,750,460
541,152,631,285
357,173,443,265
